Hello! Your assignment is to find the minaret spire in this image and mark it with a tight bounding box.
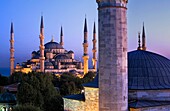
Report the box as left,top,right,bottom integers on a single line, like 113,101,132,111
39,16,45,72
82,17,89,74
137,32,142,50
142,22,146,50
60,26,64,47
10,22,15,75
92,22,97,71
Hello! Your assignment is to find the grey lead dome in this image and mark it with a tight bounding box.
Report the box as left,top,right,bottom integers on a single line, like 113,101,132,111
128,50,170,90
45,41,63,49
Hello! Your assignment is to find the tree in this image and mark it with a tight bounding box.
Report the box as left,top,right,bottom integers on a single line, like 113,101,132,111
16,72,63,111
8,72,24,84
59,73,83,96
0,74,9,86
82,71,96,83
13,105,42,111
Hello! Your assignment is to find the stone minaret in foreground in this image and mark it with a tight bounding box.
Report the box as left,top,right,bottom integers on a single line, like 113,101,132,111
39,16,45,72
82,18,89,74
60,26,64,47
10,22,15,75
142,23,146,50
96,0,128,111
92,22,97,71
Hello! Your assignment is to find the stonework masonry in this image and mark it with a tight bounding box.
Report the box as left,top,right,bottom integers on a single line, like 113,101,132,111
84,87,99,111
97,0,128,111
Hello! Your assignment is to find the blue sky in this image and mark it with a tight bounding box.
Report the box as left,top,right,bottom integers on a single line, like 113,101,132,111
0,0,170,68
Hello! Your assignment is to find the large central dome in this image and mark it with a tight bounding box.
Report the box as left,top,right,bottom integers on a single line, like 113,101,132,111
45,41,63,49
128,50,170,90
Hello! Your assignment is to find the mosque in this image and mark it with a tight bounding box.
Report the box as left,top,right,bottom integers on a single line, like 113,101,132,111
10,16,97,76
64,0,170,111
8,0,170,111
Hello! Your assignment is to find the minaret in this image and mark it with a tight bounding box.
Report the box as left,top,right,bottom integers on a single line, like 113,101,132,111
10,22,15,75
60,26,64,47
39,16,45,72
137,32,142,50
92,22,97,71
142,22,146,50
82,17,89,74
96,0,128,111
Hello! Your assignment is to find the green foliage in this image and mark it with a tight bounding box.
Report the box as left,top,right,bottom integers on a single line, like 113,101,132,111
58,73,83,96
8,72,24,84
16,72,63,111
13,105,42,111
0,74,9,86
45,95,64,111
82,71,96,83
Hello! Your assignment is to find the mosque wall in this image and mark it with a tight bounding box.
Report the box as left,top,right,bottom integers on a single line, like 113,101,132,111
84,87,99,111
64,99,85,111
130,105,170,111
129,90,170,101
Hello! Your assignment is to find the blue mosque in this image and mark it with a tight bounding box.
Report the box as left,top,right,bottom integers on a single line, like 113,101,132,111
11,16,97,77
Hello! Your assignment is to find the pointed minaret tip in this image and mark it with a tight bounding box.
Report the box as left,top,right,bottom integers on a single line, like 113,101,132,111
60,26,63,37
93,22,96,34
10,22,14,33
84,17,88,32
40,16,44,28
142,22,146,51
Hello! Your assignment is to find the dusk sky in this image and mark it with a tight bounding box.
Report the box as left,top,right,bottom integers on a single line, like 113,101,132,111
0,0,170,68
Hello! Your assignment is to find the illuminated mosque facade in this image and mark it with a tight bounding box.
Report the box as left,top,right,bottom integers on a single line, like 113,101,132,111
10,16,97,76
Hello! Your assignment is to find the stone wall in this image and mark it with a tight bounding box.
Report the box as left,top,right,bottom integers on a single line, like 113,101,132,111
64,98,85,111
84,87,99,111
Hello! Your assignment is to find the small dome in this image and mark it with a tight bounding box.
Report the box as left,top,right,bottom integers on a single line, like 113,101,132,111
128,50,170,90
45,42,63,49
68,50,74,54
69,70,77,74
32,55,39,59
0,92,16,103
32,51,37,54
55,54,70,60
45,61,53,66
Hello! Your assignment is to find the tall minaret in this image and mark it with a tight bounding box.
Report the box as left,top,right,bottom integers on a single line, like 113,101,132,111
39,16,45,72
92,22,97,71
142,22,146,50
82,17,89,74
60,26,64,47
96,0,128,111
10,22,15,75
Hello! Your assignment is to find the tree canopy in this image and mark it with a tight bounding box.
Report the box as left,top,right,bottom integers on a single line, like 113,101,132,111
16,72,63,111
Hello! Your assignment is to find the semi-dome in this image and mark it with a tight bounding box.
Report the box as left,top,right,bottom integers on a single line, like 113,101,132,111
45,41,63,49
68,50,74,54
45,61,53,66
55,54,70,60
128,50,170,90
